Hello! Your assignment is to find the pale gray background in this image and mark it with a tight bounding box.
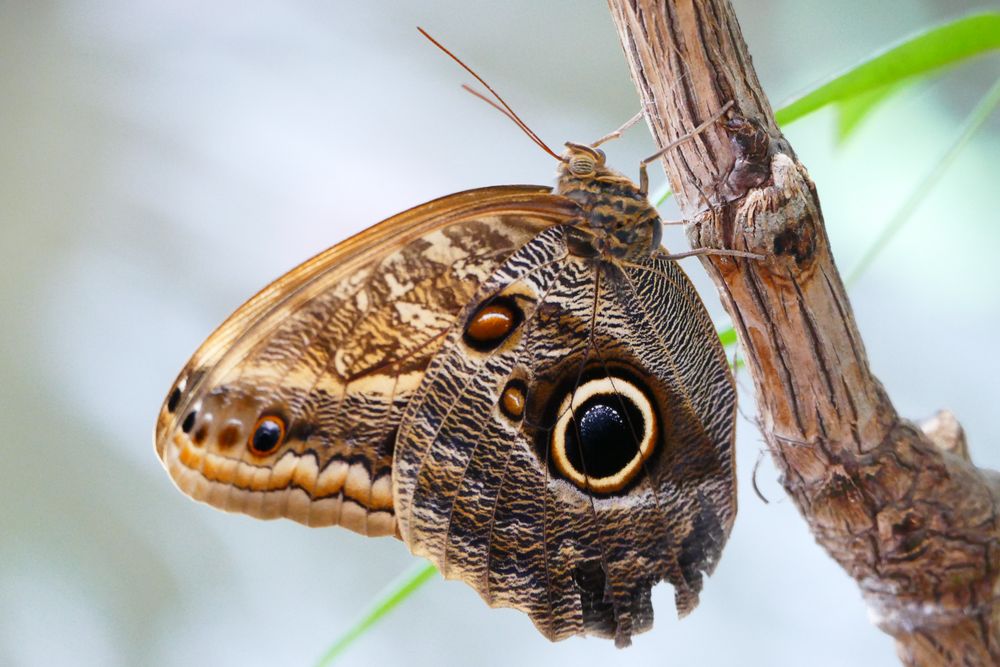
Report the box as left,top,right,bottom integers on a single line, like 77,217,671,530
2,1,998,666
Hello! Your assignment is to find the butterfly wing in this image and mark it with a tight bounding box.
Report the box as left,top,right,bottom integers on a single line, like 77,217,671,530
155,185,580,536
393,230,736,644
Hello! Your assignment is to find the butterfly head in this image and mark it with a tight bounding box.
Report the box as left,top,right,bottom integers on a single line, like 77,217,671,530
557,142,648,198
561,142,607,177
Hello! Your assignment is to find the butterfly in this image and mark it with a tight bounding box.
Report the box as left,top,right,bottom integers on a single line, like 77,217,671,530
154,30,746,648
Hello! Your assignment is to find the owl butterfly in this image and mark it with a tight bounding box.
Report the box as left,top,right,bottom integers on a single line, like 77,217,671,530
155,32,745,648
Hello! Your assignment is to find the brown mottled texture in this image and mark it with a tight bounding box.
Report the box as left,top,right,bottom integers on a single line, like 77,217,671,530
155,145,738,645
607,1,1000,663
394,227,735,646
155,187,572,534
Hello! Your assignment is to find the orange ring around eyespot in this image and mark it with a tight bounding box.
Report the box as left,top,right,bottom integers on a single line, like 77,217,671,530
247,415,286,456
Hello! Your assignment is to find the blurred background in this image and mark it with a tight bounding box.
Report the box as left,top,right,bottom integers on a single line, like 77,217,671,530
2,1,998,665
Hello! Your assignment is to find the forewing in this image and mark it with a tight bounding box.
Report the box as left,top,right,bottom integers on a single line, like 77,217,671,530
155,186,579,536
393,235,736,644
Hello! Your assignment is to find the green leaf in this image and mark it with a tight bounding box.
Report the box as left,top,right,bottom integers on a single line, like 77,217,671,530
846,76,1000,286
834,82,901,141
654,186,673,207
314,561,438,666
655,13,1000,205
718,326,738,347
775,12,1000,126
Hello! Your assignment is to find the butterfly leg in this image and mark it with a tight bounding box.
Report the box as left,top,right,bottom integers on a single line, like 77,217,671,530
657,247,764,261
591,109,646,148
637,100,734,196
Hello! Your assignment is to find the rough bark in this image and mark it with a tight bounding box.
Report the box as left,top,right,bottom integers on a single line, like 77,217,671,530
605,1,1000,664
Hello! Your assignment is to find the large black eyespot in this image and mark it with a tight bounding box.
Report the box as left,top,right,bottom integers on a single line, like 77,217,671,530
550,375,658,494
462,296,523,352
249,415,286,456
564,397,643,478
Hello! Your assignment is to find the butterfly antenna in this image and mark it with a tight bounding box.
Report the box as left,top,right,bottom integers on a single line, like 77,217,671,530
459,83,558,156
460,85,520,125
417,27,562,161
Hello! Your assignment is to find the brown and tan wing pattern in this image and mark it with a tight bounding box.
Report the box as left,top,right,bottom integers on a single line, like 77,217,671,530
392,229,736,645
155,186,580,536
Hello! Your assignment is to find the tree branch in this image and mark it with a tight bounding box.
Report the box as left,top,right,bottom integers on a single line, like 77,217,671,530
606,1,1000,663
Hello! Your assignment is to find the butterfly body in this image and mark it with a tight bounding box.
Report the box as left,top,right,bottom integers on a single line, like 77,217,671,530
156,144,736,646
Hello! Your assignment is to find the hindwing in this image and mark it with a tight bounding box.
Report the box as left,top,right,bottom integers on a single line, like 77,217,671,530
392,232,736,646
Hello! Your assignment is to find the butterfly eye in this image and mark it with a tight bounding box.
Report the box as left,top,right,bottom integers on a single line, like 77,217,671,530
550,375,658,494
249,416,286,456
463,296,523,351
568,155,596,176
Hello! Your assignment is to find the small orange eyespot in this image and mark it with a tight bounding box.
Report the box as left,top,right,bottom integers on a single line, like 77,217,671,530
500,381,527,420
468,305,513,339
248,415,286,455
463,297,523,351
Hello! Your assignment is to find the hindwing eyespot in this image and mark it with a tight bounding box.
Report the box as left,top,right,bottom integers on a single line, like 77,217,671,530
248,415,286,456
549,374,659,494
463,296,524,351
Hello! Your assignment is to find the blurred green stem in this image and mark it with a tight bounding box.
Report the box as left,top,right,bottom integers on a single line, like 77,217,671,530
846,77,1000,286
314,560,438,667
